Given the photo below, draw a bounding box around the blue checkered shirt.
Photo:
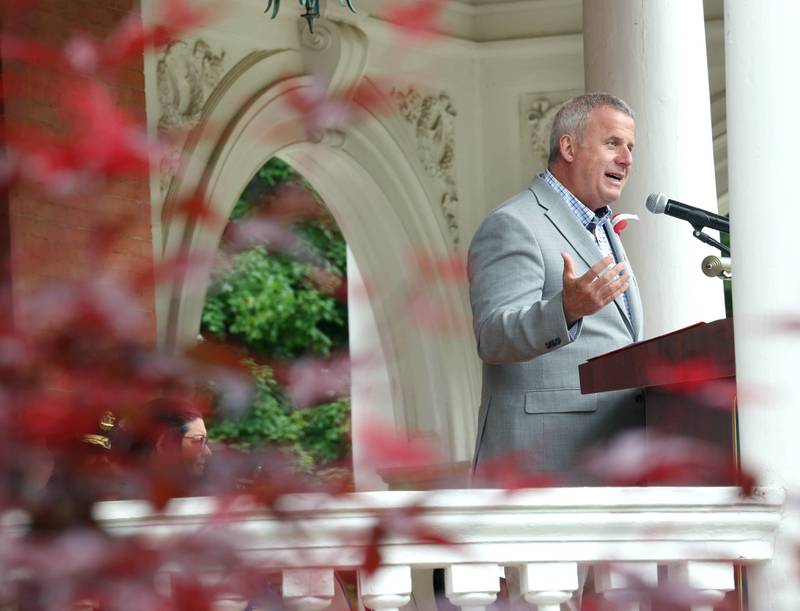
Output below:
[541,170,631,323]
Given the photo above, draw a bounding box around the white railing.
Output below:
[92,486,784,611]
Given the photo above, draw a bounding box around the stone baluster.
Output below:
[444,563,501,611]
[666,561,734,611]
[520,562,579,611]
[359,565,412,611]
[282,568,336,611]
[595,562,658,611]
[213,595,249,611]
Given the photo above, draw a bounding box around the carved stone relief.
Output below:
[520,90,580,174]
[157,39,226,194]
[391,87,460,248]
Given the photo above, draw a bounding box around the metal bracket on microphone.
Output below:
[701,255,731,279]
[691,225,730,256]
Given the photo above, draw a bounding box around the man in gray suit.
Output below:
[469,93,644,482]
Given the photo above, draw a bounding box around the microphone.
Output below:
[645,193,729,232]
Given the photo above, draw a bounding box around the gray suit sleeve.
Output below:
[468,208,578,364]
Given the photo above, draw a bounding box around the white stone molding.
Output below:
[156,39,227,194]
[298,18,368,96]
[445,563,500,611]
[520,91,579,172]
[391,87,460,248]
[520,562,579,611]
[93,487,783,565]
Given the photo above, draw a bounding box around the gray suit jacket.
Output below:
[468,175,645,477]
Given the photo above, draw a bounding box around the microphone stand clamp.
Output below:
[691,225,730,256]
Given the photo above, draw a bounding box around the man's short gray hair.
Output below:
[548,93,634,166]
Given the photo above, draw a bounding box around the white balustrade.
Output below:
[445,563,500,611]
[359,565,412,611]
[69,487,785,610]
[520,562,579,611]
[666,561,735,611]
[283,568,337,611]
[595,562,658,611]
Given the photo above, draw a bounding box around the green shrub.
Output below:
[202,157,351,473]
[202,246,346,358]
[208,363,351,471]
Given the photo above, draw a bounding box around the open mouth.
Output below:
[605,172,624,184]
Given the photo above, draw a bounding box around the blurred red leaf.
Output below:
[271,351,350,409]
[383,0,446,40]
[261,184,327,223]
[134,251,213,293]
[170,194,222,225]
[222,217,299,254]
[580,430,736,487]
[362,523,384,575]
[0,34,63,66]
[355,418,441,470]
[412,252,467,283]
[470,450,562,490]
[7,81,160,195]
[4,1,221,76]
[284,78,391,135]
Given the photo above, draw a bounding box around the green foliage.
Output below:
[230,157,314,222]
[208,363,351,470]
[202,156,351,473]
[202,246,346,358]
[296,221,347,275]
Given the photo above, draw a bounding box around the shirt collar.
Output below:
[540,170,613,232]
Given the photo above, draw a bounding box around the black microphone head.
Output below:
[646,193,668,214]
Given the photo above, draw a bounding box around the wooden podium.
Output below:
[579,318,740,483]
[580,318,745,609]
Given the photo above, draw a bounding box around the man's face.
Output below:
[562,106,635,211]
[181,417,211,477]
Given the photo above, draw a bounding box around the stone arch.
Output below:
[157,49,478,465]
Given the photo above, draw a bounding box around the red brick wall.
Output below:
[2,0,156,344]
[1,46,10,316]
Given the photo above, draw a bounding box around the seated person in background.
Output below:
[138,397,213,479]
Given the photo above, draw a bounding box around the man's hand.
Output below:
[561,253,629,326]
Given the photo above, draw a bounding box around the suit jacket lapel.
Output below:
[530,178,602,270]
[531,176,642,341]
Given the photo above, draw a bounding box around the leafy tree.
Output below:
[202,158,351,470]
[208,363,350,471]
[202,246,346,358]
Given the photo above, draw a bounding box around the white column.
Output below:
[347,247,396,491]
[725,2,800,610]
[583,0,725,337]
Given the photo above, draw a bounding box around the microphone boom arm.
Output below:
[691,225,730,256]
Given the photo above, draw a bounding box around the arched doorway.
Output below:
[156,53,479,482]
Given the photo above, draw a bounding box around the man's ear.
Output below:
[559,134,576,163]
